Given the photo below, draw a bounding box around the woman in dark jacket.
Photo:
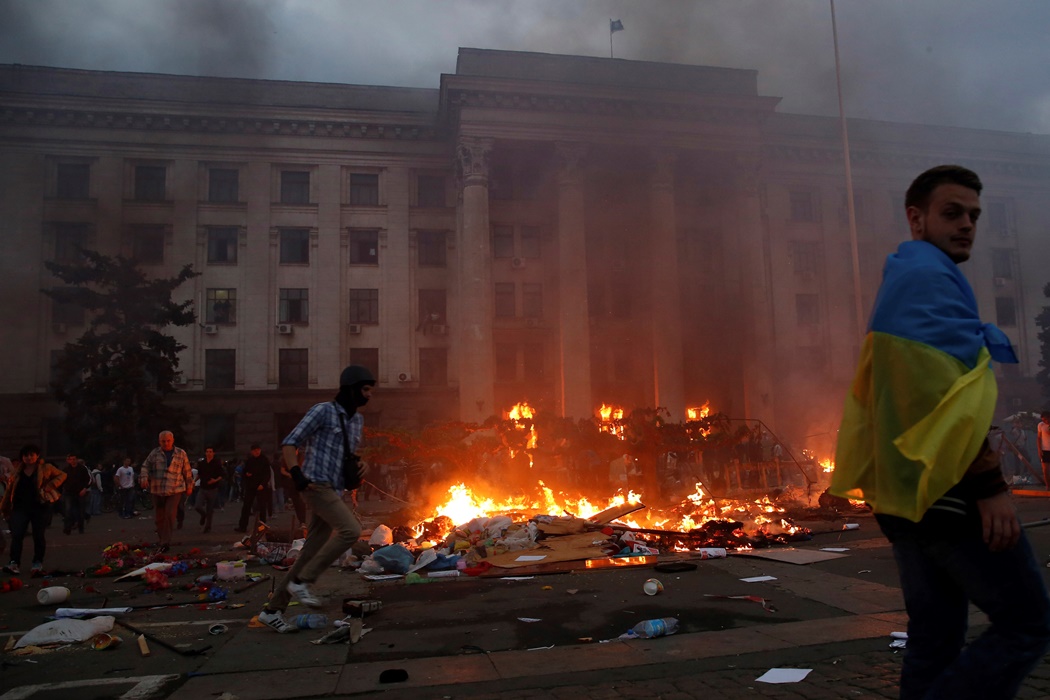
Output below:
[0,444,66,575]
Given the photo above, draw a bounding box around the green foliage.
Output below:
[1038,282,1050,405]
[44,250,199,461]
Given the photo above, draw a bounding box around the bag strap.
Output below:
[334,401,354,467]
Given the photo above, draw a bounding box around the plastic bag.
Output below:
[372,544,414,574]
[16,616,115,648]
[369,524,393,546]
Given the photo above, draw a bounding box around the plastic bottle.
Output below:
[294,613,328,630]
[631,617,679,639]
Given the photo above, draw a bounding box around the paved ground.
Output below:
[1,492,1049,699]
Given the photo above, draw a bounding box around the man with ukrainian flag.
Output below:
[831,165,1050,699]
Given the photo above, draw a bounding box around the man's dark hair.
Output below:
[20,444,41,459]
[905,165,982,212]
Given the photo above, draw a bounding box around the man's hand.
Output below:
[977,492,1020,552]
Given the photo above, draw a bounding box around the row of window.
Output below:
[50,162,449,208]
[202,347,447,389]
[788,188,1016,235]
[792,292,1019,328]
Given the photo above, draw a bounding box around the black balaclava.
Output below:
[335,381,373,414]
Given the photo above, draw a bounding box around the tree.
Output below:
[44,250,199,461]
[1037,282,1050,406]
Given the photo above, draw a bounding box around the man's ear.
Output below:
[905,205,923,240]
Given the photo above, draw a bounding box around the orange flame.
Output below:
[597,404,625,439]
[820,458,834,473]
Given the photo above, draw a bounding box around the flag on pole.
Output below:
[610,19,624,33]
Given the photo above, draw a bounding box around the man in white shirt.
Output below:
[114,458,137,519]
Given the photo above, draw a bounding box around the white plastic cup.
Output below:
[37,586,71,605]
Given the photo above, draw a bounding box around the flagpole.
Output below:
[831,0,865,338]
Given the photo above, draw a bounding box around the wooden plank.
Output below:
[587,502,647,525]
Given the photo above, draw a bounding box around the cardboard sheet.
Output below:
[485,532,610,568]
[735,548,848,565]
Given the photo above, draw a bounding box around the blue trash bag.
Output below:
[371,544,415,574]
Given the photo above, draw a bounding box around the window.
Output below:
[56,163,90,199]
[205,288,237,324]
[349,348,379,379]
[53,223,89,263]
[349,173,379,206]
[789,189,816,222]
[279,349,309,388]
[495,344,517,382]
[280,170,310,205]
[349,288,379,324]
[349,229,379,265]
[796,293,821,326]
[419,347,448,386]
[205,349,236,389]
[209,168,239,203]
[279,228,310,264]
[51,287,84,327]
[522,283,543,318]
[520,226,541,258]
[134,165,166,201]
[418,231,447,267]
[418,289,447,328]
[523,343,545,380]
[202,414,236,452]
[996,297,1017,327]
[132,225,165,264]
[492,225,515,258]
[992,249,1014,279]
[207,227,238,264]
[279,288,309,324]
[790,241,822,278]
[417,175,445,207]
[495,283,516,317]
[986,201,1010,235]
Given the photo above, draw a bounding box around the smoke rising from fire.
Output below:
[1,0,1048,134]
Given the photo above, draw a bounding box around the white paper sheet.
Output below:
[740,575,777,583]
[756,668,812,684]
[820,547,850,552]
[514,555,547,562]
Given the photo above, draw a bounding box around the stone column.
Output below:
[734,152,775,420]
[555,142,593,420]
[455,137,496,423]
[650,150,686,421]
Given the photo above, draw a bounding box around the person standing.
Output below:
[61,453,90,535]
[236,444,272,533]
[1038,411,1050,487]
[1,445,65,575]
[87,463,103,516]
[195,447,225,533]
[275,450,307,533]
[830,165,1050,699]
[140,431,193,552]
[257,365,374,633]
[114,457,136,519]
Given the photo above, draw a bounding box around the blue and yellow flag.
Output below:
[830,241,1017,522]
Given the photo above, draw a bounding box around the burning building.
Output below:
[0,48,1047,457]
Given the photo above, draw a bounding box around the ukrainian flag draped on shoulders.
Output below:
[830,240,1018,522]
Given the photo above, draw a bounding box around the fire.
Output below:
[597,404,625,438]
[687,402,713,437]
[506,402,538,458]
[820,458,834,473]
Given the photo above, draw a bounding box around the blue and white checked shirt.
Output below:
[281,401,363,490]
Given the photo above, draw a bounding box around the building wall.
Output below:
[2,53,1049,461]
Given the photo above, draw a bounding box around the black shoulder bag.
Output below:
[337,404,362,491]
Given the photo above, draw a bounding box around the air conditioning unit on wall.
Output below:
[993,277,1008,287]
[202,324,218,335]
[397,372,413,383]
[348,324,362,334]
[277,323,294,334]
[511,257,526,269]
[52,323,67,334]
[431,324,448,335]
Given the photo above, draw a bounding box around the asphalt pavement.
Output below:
[1,493,1050,699]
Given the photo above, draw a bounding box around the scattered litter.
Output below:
[820,547,850,552]
[890,631,908,648]
[740,575,777,583]
[137,634,150,657]
[208,624,228,636]
[541,585,553,590]
[857,569,872,574]
[91,633,122,650]
[517,617,542,623]
[756,668,812,684]
[842,523,860,531]
[500,576,535,581]
[515,555,547,562]
[362,574,402,581]
[55,607,133,619]
[704,594,777,613]
[566,588,579,595]
[643,578,663,596]
[36,586,70,605]
[527,644,555,650]
[620,617,678,639]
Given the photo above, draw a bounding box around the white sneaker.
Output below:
[258,609,296,634]
[287,580,321,608]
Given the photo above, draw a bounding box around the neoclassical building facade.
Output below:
[2,49,1048,458]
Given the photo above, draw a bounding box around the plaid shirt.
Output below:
[140,447,194,496]
[281,401,362,490]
